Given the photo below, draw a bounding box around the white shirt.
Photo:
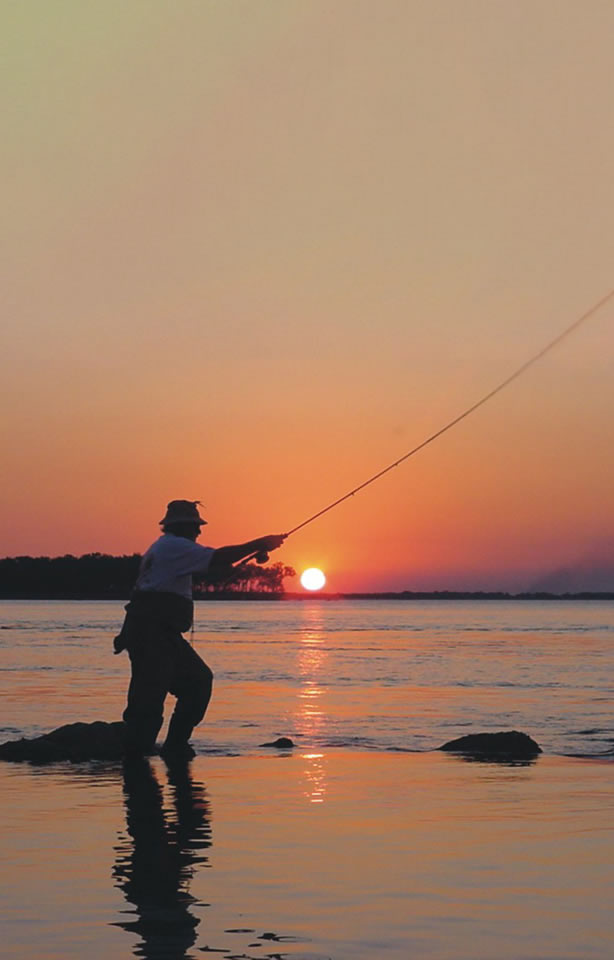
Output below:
[136,534,215,599]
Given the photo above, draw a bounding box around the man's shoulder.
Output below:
[157,534,214,558]
[143,535,166,554]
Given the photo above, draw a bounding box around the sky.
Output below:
[2,1,613,592]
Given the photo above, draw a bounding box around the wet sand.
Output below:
[2,748,613,960]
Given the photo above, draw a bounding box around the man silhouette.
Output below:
[115,500,285,760]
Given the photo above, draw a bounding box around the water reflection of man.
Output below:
[112,757,212,960]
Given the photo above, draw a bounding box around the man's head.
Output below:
[160,500,207,541]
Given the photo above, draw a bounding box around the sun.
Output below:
[300,567,326,591]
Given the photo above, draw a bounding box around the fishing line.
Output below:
[284,287,614,538]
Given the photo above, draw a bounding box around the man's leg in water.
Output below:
[123,636,175,755]
[163,640,214,756]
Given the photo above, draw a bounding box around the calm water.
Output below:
[1,598,613,756]
[1,600,614,960]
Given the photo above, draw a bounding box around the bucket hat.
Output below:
[160,500,207,526]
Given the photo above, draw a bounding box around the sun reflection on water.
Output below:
[296,605,329,804]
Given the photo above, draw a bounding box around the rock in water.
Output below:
[260,737,294,749]
[0,721,126,763]
[438,730,541,760]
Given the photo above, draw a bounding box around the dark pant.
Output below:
[123,632,213,754]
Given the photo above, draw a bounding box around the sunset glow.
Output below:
[2,8,614,958]
[2,4,613,593]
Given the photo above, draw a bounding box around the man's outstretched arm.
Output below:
[207,534,286,578]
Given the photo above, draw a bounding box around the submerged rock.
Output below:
[260,737,294,749]
[438,730,541,760]
[0,720,126,763]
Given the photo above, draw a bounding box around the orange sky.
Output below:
[3,2,613,591]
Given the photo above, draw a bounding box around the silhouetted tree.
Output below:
[195,561,295,595]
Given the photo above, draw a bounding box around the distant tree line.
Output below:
[0,554,296,599]
[299,590,614,601]
[4,557,607,601]
[0,554,141,599]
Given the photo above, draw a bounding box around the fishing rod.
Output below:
[246,286,614,562]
